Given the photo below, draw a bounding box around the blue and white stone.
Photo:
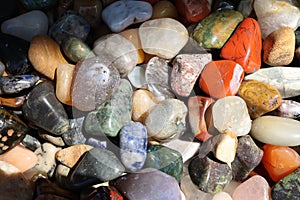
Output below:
[102,0,152,32]
[120,122,148,172]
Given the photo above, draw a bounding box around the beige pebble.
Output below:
[214,132,238,164]
[56,63,75,106]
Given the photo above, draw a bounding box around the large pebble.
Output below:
[250,116,300,146]
[102,0,152,32]
[139,18,189,59]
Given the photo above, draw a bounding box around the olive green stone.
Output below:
[192,9,243,49]
[143,144,183,182]
[271,167,300,200]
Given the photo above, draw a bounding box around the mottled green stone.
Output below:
[188,154,232,193]
[192,9,243,49]
[84,79,132,137]
[271,167,300,200]
[62,36,95,63]
[143,144,183,182]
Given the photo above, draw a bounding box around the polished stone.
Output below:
[270,100,300,119]
[19,0,57,10]
[214,132,238,164]
[0,74,39,95]
[176,0,211,23]
[127,65,147,89]
[151,0,178,19]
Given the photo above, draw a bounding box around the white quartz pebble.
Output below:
[212,192,233,200]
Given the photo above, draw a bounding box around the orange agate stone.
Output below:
[262,144,300,182]
[220,18,262,73]
[199,60,244,99]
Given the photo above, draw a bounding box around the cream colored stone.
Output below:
[214,132,238,164]
[212,192,233,200]
[56,63,75,106]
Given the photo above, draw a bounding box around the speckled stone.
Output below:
[38,132,65,147]
[62,117,86,146]
[0,74,39,95]
[119,122,147,172]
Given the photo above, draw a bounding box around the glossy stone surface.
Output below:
[271,167,300,200]
[55,63,74,106]
[127,65,146,89]
[73,0,102,28]
[102,0,152,32]
[70,148,125,188]
[262,144,300,182]
[0,96,26,108]
[214,132,238,164]
[62,117,86,146]
[22,82,69,135]
[237,0,254,17]
[120,122,147,172]
[145,98,187,141]
[251,116,300,146]
[270,100,300,119]
[1,10,48,42]
[28,34,68,80]
[144,144,183,182]
[176,0,211,23]
[151,0,178,19]
[232,135,263,181]
[199,60,244,99]
[0,33,33,75]
[62,36,95,63]
[0,74,39,95]
[19,0,57,10]
[238,80,282,119]
[93,33,138,77]
[171,53,212,96]
[263,27,295,66]
[84,79,132,137]
[192,9,243,49]
[232,175,271,200]
[139,18,189,59]
[110,168,181,200]
[71,56,120,111]
[221,17,262,73]
[49,11,90,45]
[85,186,123,200]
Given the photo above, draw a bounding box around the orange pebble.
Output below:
[262,144,300,182]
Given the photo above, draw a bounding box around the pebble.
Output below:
[110,168,182,200]
[270,100,300,119]
[263,27,295,66]
[139,18,189,59]
[176,0,211,23]
[151,0,178,19]
[214,132,238,164]
[0,74,39,95]
[127,65,147,89]
[1,10,48,42]
[19,0,57,10]
[84,186,123,200]
[212,192,233,200]
[102,0,153,32]
[250,116,300,146]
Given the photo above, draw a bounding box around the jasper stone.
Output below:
[144,144,183,182]
[192,9,243,49]
[71,56,120,111]
[271,167,300,200]
[199,60,244,99]
[263,27,295,66]
[251,116,300,146]
[0,33,33,75]
[145,98,187,141]
[110,168,181,200]
[70,148,125,188]
[171,53,212,97]
[188,154,232,193]
[102,0,152,32]
[176,0,211,23]
[0,107,28,154]
[1,10,48,42]
[238,79,282,119]
[139,18,189,59]
[232,135,263,181]
[221,17,262,73]
[22,82,69,135]
[84,79,132,137]
[119,122,147,172]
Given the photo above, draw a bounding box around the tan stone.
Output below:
[263,27,295,66]
[56,63,75,106]
[214,132,238,164]
[28,34,68,80]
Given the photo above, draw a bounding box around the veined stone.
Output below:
[139,18,189,59]
[1,10,48,42]
[244,67,300,98]
[251,116,300,146]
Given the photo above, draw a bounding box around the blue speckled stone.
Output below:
[102,0,152,32]
[120,122,147,172]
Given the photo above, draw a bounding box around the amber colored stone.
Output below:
[188,96,214,141]
[238,79,282,119]
[199,60,244,99]
[119,29,145,64]
[151,0,178,19]
[0,95,25,108]
[28,34,68,80]
[0,144,37,172]
[221,17,262,73]
[262,144,300,182]
[176,0,211,23]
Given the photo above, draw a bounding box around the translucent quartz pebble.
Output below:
[102,0,152,32]
[244,66,300,98]
[1,10,48,42]
[251,116,300,146]
[139,18,189,59]
[127,65,147,89]
[210,96,252,137]
[93,33,138,77]
[254,0,300,39]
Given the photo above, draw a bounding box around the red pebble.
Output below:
[176,0,211,23]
